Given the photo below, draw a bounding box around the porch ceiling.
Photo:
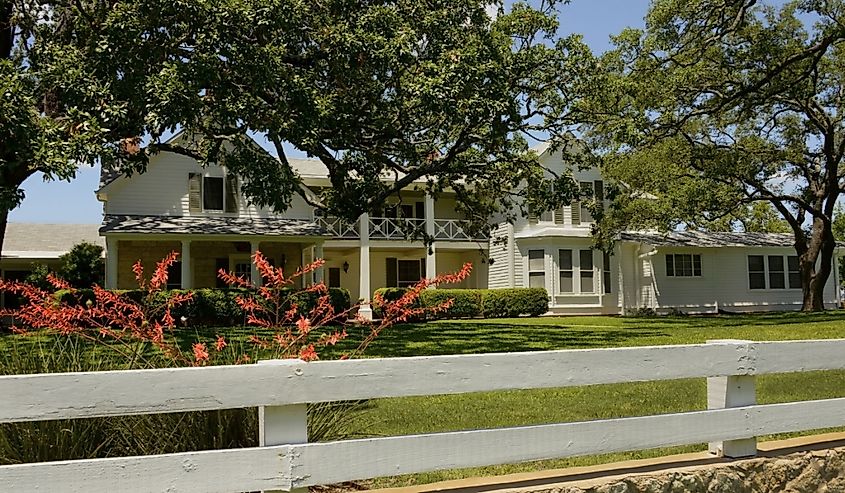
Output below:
[100,215,330,238]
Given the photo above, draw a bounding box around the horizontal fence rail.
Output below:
[2,339,845,492]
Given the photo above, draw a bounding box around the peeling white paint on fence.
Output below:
[1,339,845,492]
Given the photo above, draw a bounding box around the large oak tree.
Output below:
[2,0,587,254]
[143,0,589,239]
[582,0,845,310]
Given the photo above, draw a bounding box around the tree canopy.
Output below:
[146,0,589,238]
[1,0,227,251]
[581,0,845,310]
[1,0,589,249]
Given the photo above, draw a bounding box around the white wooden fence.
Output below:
[1,339,845,492]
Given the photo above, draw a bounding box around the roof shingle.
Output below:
[100,215,329,237]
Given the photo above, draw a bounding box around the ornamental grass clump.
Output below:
[0,250,471,464]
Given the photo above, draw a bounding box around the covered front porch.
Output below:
[100,215,330,290]
[321,243,489,306]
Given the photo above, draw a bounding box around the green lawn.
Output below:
[323,312,845,488]
[4,312,845,487]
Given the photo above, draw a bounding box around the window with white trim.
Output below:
[203,176,224,211]
[768,255,785,289]
[666,254,702,277]
[233,260,251,282]
[748,255,766,289]
[557,249,596,294]
[385,257,424,287]
[558,249,573,293]
[188,171,239,214]
[787,256,801,289]
[580,249,595,293]
[749,255,801,290]
[528,250,545,288]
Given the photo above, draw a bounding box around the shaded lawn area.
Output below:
[3,312,845,487]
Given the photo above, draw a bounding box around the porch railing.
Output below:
[317,217,359,239]
[317,217,487,241]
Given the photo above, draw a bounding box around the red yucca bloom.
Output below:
[0,251,196,366]
[0,248,472,367]
[221,250,472,361]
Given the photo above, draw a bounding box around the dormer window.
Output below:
[188,172,239,214]
[203,177,224,211]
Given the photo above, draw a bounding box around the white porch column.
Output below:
[314,242,324,284]
[105,237,118,289]
[180,240,192,289]
[424,193,436,283]
[358,213,373,321]
[251,240,262,287]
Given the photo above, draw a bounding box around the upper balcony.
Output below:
[317,216,488,241]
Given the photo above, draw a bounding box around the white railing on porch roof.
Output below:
[3,338,845,492]
[317,216,487,241]
[317,216,360,239]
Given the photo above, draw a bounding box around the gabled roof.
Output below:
[100,215,329,237]
[3,223,104,260]
[619,230,815,248]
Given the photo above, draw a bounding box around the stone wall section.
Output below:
[517,447,845,493]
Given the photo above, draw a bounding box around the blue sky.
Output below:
[10,0,651,225]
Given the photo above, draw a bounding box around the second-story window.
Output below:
[203,177,224,211]
[188,172,239,214]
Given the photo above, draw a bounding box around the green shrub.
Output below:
[54,289,96,306]
[374,287,548,320]
[420,289,482,319]
[481,288,549,318]
[58,241,104,288]
[372,287,417,317]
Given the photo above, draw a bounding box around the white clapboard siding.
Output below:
[1,343,759,423]
[4,397,844,493]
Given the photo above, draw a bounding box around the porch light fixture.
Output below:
[343,261,349,273]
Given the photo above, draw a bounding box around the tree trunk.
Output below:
[799,218,836,312]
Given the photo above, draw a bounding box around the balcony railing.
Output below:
[317,217,487,241]
[434,219,485,241]
[317,217,359,239]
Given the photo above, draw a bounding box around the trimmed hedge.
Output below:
[481,288,549,318]
[372,287,548,320]
[420,289,483,319]
[54,287,352,327]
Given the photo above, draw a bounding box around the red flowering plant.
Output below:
[0,252,194,367]
[210,250,473,364]
[0,249,472,367]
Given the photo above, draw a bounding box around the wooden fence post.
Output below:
[259,359,308,493]
[707,339,757,458]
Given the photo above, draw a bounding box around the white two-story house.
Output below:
[96,134,489,319]
[95,134,842,317]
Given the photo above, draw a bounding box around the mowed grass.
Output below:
[3,311,845,487]
[317,312,845,487]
